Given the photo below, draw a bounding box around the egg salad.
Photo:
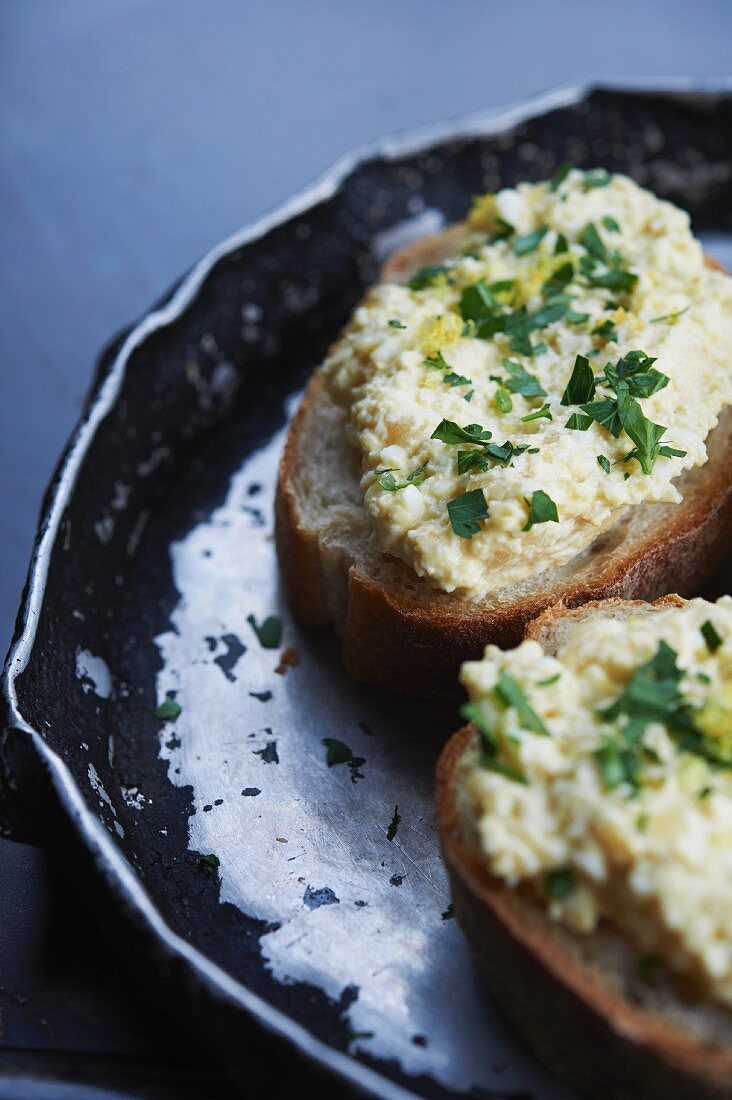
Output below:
[457,597,732,1006]
[322,169,732,598]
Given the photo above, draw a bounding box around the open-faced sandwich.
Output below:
[436,594,732,1100]
[276,169,732,695]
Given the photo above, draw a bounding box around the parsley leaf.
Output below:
[545,869,577,900]
[616,384,666,475]
[541,261,574,297]
[701,620,723,653]
[431,420,492,445]
[560,354,596,405]
[565,412,593,431]
[447,488,489,539]
[602,215,621,232]
[494,671,550,736]
[521,402,552,423]
[580,397,623,437]
[514,225,548,256]
[407,264,452,290]
[651,306,689,325]
[502,358,547,398]
[388,319,406,329]
[523,489,559,531]
[495,384,513,413]
[597,455,611,473]
[322,738,357,768]
[377,462,428,491]
[247,613,283,649]
[550,162,572,190]
[582,169,612,190]
[155,698,182,721]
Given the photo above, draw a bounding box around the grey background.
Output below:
[2,0,732,652]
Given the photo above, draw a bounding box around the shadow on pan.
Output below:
[2,83,731,1099]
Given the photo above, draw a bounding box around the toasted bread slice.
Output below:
[275,236,732,697]
[436,596,732,1100]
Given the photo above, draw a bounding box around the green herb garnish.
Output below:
[447,488,489,539]
[322,738,354,767]
[502,358,547,398]
[386,805,401,842]
[247,613,283,649]
[597,455,611,473]
[565,412,593,431]
[198,853,220,877]
[494,670,550,736]
[377,462,428,491]
[561,354,596,406]
[523,489,559,531]
[514,225,548,256]
[495,384,513,413]
[521,402,552,423]
[388,319,406,329]
[701,620,723,653]
[407,264,452,290]
[155,698,182,721]
[545,869,577,900]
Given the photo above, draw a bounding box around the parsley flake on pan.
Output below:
[247,613,283,649]
[154,698,182,721]
[523,490,559,531]
[447,488,489,539]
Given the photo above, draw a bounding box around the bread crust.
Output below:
[275,244,732,696]
[436,599,732,1100]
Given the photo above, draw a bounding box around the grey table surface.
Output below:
[1,1,731,1097]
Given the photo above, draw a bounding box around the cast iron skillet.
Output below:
[2,82,731,1098]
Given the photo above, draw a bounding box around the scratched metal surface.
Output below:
[3,85,731,1098]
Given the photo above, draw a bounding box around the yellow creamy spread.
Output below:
[458,597,732,1006]
[322,170,732,597]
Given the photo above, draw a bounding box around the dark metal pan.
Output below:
[3,82,731,1099]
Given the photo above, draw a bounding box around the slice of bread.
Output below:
[275,235,732,697]
[436,596,732,1100]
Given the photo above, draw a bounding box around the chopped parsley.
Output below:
[565,412,593,431]
[198,853,220,877]
[651,306,689,325]
[154,698,182,721]
[501,358,547,398]
[495,384,513,413]
[537,672,561,686]
[386,805,401,842]
[560,354,596,406]
[432,420,492,445]
[549,162,572,191]
[541,261,574,297]
[495,670,550,736]
[247,613,283,649]
[447,488,489,539]
[578,221,637,293]
[582,169,612,190]
[554,232,569,255]
[514,225,548,256]
[602,215,621,232]
[322,738,354,767]
[592,318,618,343]
[521,402,552,423]
[701,620,723,653]
[377,462,427,491]
[461,701,529,784]
[545,869,577,900]
[388,319,406,329]
[407,264,452,290]
[523,489,559,531]
[597,455,611,473]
